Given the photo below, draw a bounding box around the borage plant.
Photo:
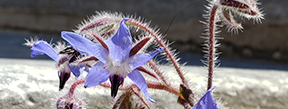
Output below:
[25,0,263,108]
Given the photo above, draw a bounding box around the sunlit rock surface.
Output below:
[0,58,287,108]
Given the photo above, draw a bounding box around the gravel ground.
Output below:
[0,58,288,109]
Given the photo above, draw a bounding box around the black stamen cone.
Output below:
[59,79,65,91]
[58,72,71,91]
[111,75,121,98]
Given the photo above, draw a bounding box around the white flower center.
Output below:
[104,56,132,78]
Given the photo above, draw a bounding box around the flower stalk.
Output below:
[68,79,85,98]
[207,5,218,91]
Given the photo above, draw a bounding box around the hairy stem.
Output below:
[137,66,160,80]
[207,5,218,91]
[99,79,196,106]
[147,60,169,85]
[131,87,151,109]
[146,81,180,97]
[100,81,179,96]
[68,79,85,98]
[127,20,189,88]
[79,18,109,32]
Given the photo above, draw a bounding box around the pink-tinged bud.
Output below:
[56,96,83,109]
[219,0,263,20]
[219,9,243,32]
[220,0,250,9]
[58,71,71,90]
[56,79,85,109]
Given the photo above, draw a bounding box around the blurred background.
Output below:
[0,0,288,70]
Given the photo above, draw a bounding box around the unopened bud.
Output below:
[56,95,83,109]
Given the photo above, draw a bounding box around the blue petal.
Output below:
[31,41,59,61]
[61,31,109,63]
[68,64,87,79]
[128,69,155,103]
[192,87,218,109]
[105,19,132,63]
[31,50,44,57]
[84,62,109,88]
[129,47,163,70]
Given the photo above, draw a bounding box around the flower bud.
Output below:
[56,96,83,109]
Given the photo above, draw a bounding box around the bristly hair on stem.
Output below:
[202,0,264,90]
[202,4,221,91]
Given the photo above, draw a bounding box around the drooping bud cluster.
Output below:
[56,96,83,109]
[56,79,85,109]
[205,0,264,33]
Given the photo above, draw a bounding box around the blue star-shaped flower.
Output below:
[28,40,88,90]
[61,18,163,103]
